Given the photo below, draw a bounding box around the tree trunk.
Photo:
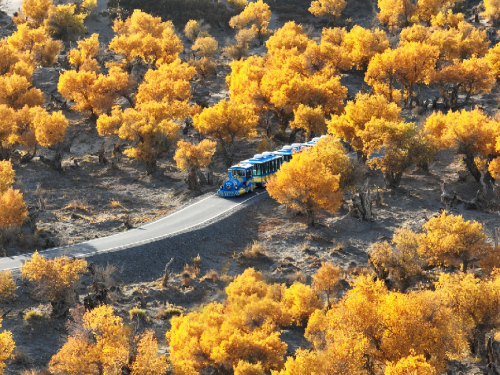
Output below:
[187,167,199,190]
[463,153,481,182]
[383,171,403,188]
[350,179,374,221]
[197,170,208,186]
[356,151,367,163]
[306,209,315,227]
[98,141,107,164]
[288,128,300,143]
[145,159,157,175]
[20,146,37,164]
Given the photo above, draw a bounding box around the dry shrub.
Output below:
[23,310,50,320]
[0,271,16,301]
[12,348,29,365]
[91,263,118,290]
[239,240,267,260]
[202,269,219,282]
[190,57,217,79]
[155,304,184,319]
[181,270,191,287]
[129,307,147,320]
[222,43,249,61]
[64,200,89,212]
[287,271,307,284]
[109,199,123,209]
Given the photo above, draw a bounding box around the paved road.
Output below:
[0,191,266,271]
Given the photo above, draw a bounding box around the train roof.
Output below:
[230,163,253,169]
[247,153,281,164]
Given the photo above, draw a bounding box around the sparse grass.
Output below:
[23,310,50,320]
[202,269,219,282]
[110,199,123,209]
[129,308,147,320]
[238,240,267,260]
[287,271,307,284]
[21,370,52,375]
[300,242,310,252]
[155,305,184,319]
[64,200,90,212]
[183,264,199,278]
[192,254,202,269]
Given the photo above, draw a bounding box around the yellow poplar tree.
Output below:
[487,42,500,80]
[482,0,500,24]
[328,92,402,160]
[267,151,343,226]
[229,0,272,45]
[174,139,217,190]
[308,135,355,189]
[0,160,27,228]
[312,262,342,306]
[385,354,436,375]
[193,100,258,166]
[0,317,14,375]
[58,66,131,119]
[21,252,87,314]
[342,26,390,70]
[0,74,45,110]
[423,108,500,181]
[97,60,196,173]
[110,9,183,66]
[7,24,61,67]
[309,0,347,23]
[433,56,495,108]
[366,42,439,106]
[418,212,492,272]
[436,272,500,355]
[50,305,168,374]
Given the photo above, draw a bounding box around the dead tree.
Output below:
[350,179,374,221]
[162,257,175,288]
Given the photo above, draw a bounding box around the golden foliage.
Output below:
[21,252,87,302]
[0,271,16,301]
[385,354,436,375]
[282,282,323,326]
[68,33,101,72]
[313,262,341,306]
[167,269,290,374]
[423,108,500,180]
[306,276,467,373]
[192,36,218,59]
[418,212,492,272]
[436,272,500,349]
[184,19,201,41]
[50,305,168,375]
[0,161,14,193]
[308,135,355,189]
[343,26,390,70]
[0,161,27,227]
[433,56,495,107]
[0,40,35,81]
[44,3,87,40]
[227,0,248,12]
[328,93,401,154]
[487,42,500,80]
[13,0,52,28]
[58,66,131,117]
[0,74,45,110]
[174,139,217,171]
[234,360,265,375]
[289,105,326,135]
[377,0,416,27]
[266,151,343,226]
[0,317,15,375]
[482,0,500,23]
[193,100,258,165]
[309,0,347,21]
[366,42,439,103]
[110,9,183,66]
[369,227,423,289]
[229,0,271,45]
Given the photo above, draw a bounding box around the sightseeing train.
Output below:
[217,137,324,197]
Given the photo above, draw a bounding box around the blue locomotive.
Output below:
[217,137,323,197]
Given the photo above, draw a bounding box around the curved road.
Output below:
[0,191,266,271]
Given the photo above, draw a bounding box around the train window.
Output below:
[253,164,261,176]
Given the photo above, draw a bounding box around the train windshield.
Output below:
[231,169,245,177]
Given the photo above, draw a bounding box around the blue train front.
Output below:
[217,163,256,197]
[217,138,324,198]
